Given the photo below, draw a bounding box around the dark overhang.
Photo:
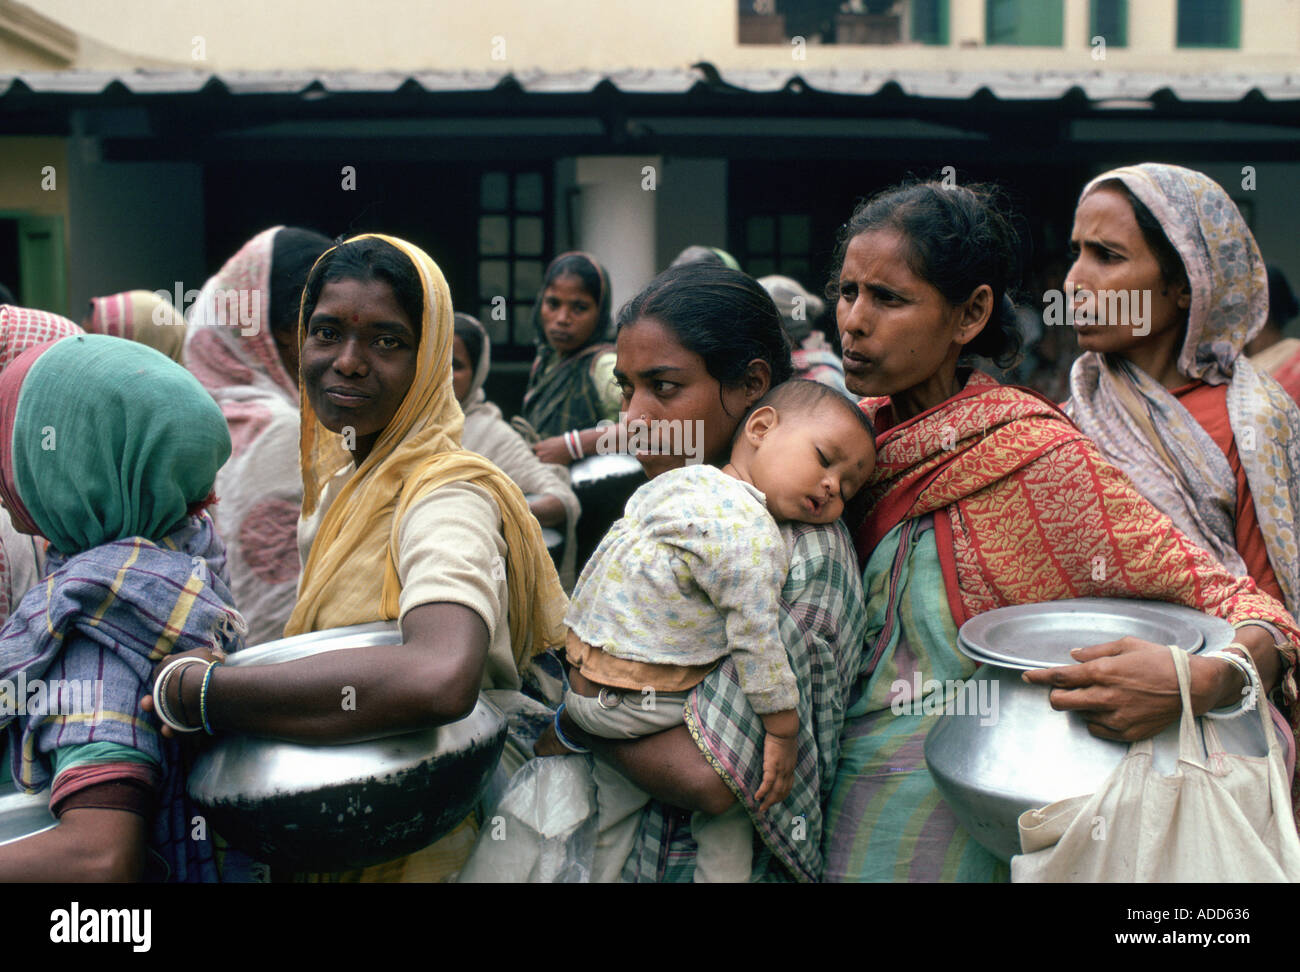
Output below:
[1,65,1296,163]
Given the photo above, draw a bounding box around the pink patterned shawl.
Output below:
[85,290,187,363]
[184,228,304,645]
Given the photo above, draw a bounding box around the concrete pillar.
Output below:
[574,155,661,315]
[1142,0,1178,52]
[1064,0,1090,52]
[952,0,986,46]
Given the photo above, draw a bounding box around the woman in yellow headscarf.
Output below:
[148,234,567,882]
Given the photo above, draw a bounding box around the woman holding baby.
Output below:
[821,176,1300,882]
[535,262,868,882]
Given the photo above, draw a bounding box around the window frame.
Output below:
[911,0,949,45]
[1175,0,1241,49]
[740,211,814,283]
[985,0,1065,47]
[475,169,551,360]
[1090,0,1128,48]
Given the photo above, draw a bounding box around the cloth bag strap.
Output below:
[1173,644,1202,763]
[1127,645,1200,761]
[1197,647,1279,764]
[1139,646,1279,766]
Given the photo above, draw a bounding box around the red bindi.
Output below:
[351,314,359,323]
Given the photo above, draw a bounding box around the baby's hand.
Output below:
[754,731,796,813]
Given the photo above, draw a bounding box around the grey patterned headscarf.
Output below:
[1066,163,1300,617]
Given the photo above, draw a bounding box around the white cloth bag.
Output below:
[458,755,597,883]
[1012,645,1300,882]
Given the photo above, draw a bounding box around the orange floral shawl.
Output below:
[857,371,1300,812]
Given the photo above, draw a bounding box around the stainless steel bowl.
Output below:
[924,599,1264,861]
[956,598,1208,669]
[187,622,507,872]
[0,789,55,847]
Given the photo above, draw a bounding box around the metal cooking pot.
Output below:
[187,621,507,872]
[0,789,55,847]
[924,599,1268,862]
[568,452,645,492]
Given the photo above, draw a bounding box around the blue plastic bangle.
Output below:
[553,703,590,754]
[200,660,222,736]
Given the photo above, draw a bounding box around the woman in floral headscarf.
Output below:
[1064,163,1300,623]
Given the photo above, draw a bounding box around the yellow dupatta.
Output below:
[284,234,566,670]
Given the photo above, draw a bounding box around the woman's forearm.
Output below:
[180,603,489,744]
[577,425,609,456]
[536,425,618,466]
[529,494,567,527]
[0,807,146,882]
[1223,623,1282,699]
[1179,624,1279,716]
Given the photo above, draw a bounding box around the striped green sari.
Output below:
[822,514,1007,882]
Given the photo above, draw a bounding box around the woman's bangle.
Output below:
[175,664,197,728]
[1232,619,1286,646]
[1203,643,1262,721]
[563,430,584,461]
[153,657,208,733]
[553,703,590,754]
[200,660,222,735]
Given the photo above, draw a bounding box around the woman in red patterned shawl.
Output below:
[822,180,1300,882]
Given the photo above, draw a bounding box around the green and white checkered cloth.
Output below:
[620,520,867,882]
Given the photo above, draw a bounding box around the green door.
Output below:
[15,214,67,316]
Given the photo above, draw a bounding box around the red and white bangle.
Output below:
[563,429,584,461]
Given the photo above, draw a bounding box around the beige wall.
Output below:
[0,137,68,216]
[29,0,1300,73]
[0,137,69,311]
